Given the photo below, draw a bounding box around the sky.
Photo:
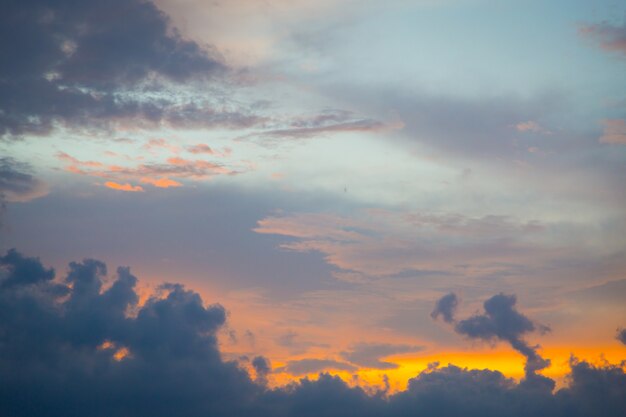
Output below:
[1,0,625,415]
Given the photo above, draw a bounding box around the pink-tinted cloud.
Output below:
[599,119,626,145]
[142,138,181,154]
[57,152,239,190]
[187,144,233,157]
[579,22,626,55]
[140,177,183,188]
[104,182,144,192]
[514,121,549,134]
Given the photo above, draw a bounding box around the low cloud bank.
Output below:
[1,249,625,417]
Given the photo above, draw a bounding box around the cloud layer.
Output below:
[1,249,625,417]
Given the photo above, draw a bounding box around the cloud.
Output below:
[433,293,552,381]
[618,328,626,346]
[340,343,424,370]
[0,249,257,417]
[254,210,554,280]
[139,177,182,188]
[1,249,626,416]
[431,292,458,324]
[186,144,232,157]
[579,22,626,56]
[599,119,626,145]
[515,120,550,134]
[0,158,48,202]
[252,355,272,384]
[279,358,358,375]
[104,181,144,192]
[58,152,239,189]
[0,0,272,137]
[276,330,329,354]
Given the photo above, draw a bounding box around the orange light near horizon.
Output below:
[263,345,626,392]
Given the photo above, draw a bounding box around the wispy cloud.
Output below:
[579,21,626,56]
[599,119,626,145]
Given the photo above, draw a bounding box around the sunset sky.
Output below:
[1,0,625,416]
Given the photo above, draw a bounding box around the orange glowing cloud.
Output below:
[104,181,144,192]
[140,177,182,188]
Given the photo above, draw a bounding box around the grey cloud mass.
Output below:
[1,249,625,417]
[0,0,269,137]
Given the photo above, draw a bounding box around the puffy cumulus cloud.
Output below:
[340,343,424,370]
[0,157,48,203]
[579,21,626,56]
[432,293,552,383]
[0,0,267,137]
[0,248,257,417]
[1,249,626,417]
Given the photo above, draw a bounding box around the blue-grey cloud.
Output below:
[617,328,626,346]
[1,249,625,417]
[431,292,458,324]
[0,0,266,137]
[252,355,271,384]
[433,292,552,382]
[0,158,48,203]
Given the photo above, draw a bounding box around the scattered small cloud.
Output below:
[599,119,626,145]
[579,22,626,56]
[104,181,144,192]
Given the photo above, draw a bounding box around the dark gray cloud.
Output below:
[617,328,626,346]
[0,249,256,417]
[0,158,48,202]
[0,0,267,137]
[340,343,424,370]
[431,292,458,324]
[1,249,625,417]
[433,293,552,381]
[252,355,271,384]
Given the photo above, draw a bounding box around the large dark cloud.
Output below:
[432,293,552,383]
[618,328,626,346]
[1,249,625,417]
[0,0,266,137]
